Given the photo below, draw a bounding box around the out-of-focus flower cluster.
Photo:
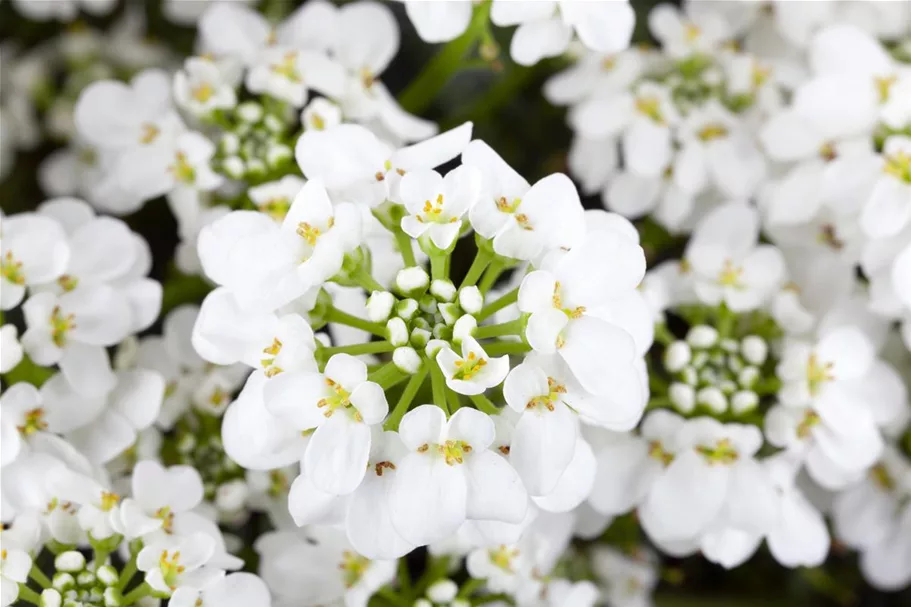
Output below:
[1,1,910,607]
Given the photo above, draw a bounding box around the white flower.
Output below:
[288,429,415,560]
[173,56,240,117]
[436,336,510,396]
[138,532,223,596]
[517,227,644,397]
[767,326,884,489]
[399,0,472,43]
[11,0,116,21]
[74,70,186,203]
[114,460,205,540]
[39,368,164,464]
[264,353,388,495]
[0,543,30,607]
[491,0,635,66]
[46,467,124,540]
[388,405,527,546]
[257,527,395,607]
[0,325,22,373]
[0,212,70,310]
[302,98,343,132]
[648,3,732,59]
[464,142,585,261]
[400,165,481,251]
[685,202,785,312]
[639,418,770,549]
[197,180,361,312]
[860,135,911,238]
[245,48,346,108]
[170,572,272,607]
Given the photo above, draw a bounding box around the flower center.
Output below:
[526,377,567,412]
[374,461,396,476]
[271,52,302,83]
[883,150,911,183]
[817,224,844,251]
[695,438,738,465]
[159,550,186,590]
[635,95,665,125]
[819,141,837,162]
[796,409,820,439]
[140,123,160,145]
[684,23,701,42]
[317,378,360,420]
[870,463,895,491]
[806,353,834,396]
[17,408,47,436]
[1,251,25,285]
[268,470,289,497]
[296,218,333,247]
[417,194,456,224]
[875,75,896,103]
[488,545,520,573]
[648,440,674,466]
[438,439,472,466]
[99,491,121,512]
[340,551,370,588]
[155,506,175,533]
[57,274,79,292]
[261,337,284,377]
[452,351,487,381]
[717,259,744,289]
[697,123,728,141]
[170,151,196,184]
[551,282,586,318]
[50,306,76,348]
[260,197,291,220]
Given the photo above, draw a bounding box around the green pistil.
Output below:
[695,439,738,465]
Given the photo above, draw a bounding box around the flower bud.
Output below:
[215,479,249,513]
[687,325,718,348]
[410,327,431,348]
[266,143,292,169]
[55,551,85,573]
[367,291,395,322]
[669,382,695,413]
[453,314,477,344]
[459,286,483,314]
[664,341,691,372]
[387,317,409,346]
[52,572,75,592]
[719,338,739,353]
[696,386,727,414]
[425,338,448,357]
[263,113,284,133]
[419,294,437,315]
[427,579,458,603]
[396,267,429,295]
[438,302,461,325]
[222,156,245,179]
[731,390,759,414]
[237,101,263,122]
[393,347,422,374]
[415,600,433,607]
[76,571,96,587]
[396,298,419,320]
[41,589,62,607]
[680,366,698,385]
[430,279,456,302]
[96,565,118,587]
[220,132,240,155]
[103,587,122,607]
[741,335,768,365]
[738,366,760,388]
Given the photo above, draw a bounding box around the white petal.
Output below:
[464,450,528,524]
[388,454,467,545]
[304,414,371,495]
[511,405,577,496]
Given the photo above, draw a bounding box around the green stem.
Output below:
[654,323,675,346]
[369,362,407,389]
[121,582,152,606]
[716,304,735,339]
[375,587,410,607]
[475,318,524,340]
[430,362,450,415]
[398,1,492,113]
[461,248,493,288]
[384,364,428,430]
[326,306,388,338]
[483,340,532,357]
[117,551,139,592]
[458,577,484,598]
[29,565,51,589]
[430,254,449,282]
[394,230,417,267]
[446,384,462,413]
[17,585,41,606]
[478,259,506,294]
[477,287,518,322]
[320,341,395,358]
[354,267,386,294]
[396,558,412,597]
[647,396,673,410]
[469,393,499,415]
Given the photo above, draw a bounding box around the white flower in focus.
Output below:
[388,405,527,546]
[436,336,510,396]
[264,353,388,495]
[113,460,206,540]
[169,572,272,607]
[400,165,481,251]
[137,532,223,596]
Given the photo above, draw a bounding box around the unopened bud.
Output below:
[410,327,431,348]
[387,317,409,346]
[731,390,759,414]
[40,589,62,607]
[430,279,456,302]
[424,338,448,357]
[393,347,422,374]
[669,382,695,413]
[215,479,249,513]
[266,143,292,168]
[396,298,418,320]
[687,325,718,348]
[427,579,459,603]
[396,267,429,294]
[55,551,85,573]
[664,341,691,372]
[697,386,727,414]
[459,286,483,314]
[738,366,760,388]
[96,565,118,587]
[237,101,263,122]
[741,335,768,365]
[438,302,461,325]
[220,132,240,155]
[367,291,395,322]
[222,156,245,179]
[453,315,477,344]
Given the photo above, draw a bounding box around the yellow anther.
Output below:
[191,83,214,103]
[1,251,25,285]
[296,222,321,246]
[515,213,534,231]
[695,438,738,465]
[57,274,78,292]
[17,408,47,436]
[697,123,728,141]
[806,353,834,396]
[635,95,665,125]
[796,409,820,439]
[883,150,911,183]
[817,224,844,251]
[601,56,617,71]
[50,306,76,348]
[488,545,520,573]
[717,259,744,289]
[438,440,472,466]
[270,52,302,83]
[263,338,282,356]
[340,551,370,588]
[100,491,120,512]
[876,75,897,103]
[648,440,674,466]
[870,463,895,491]
[155,506,175,533]
[374,461,396,477]
[452,354,487,381]
[819,142,838,162]
[170,151,196,184]
[140,123,160,145]
[310,112,325,130]
[684,23,701,42]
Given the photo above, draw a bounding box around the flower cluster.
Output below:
[2,1,911,607]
